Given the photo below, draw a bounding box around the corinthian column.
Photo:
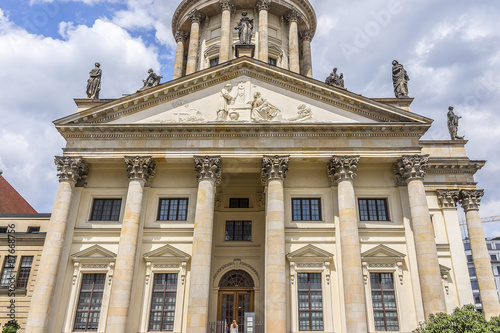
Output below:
[395,155,446,318]
[286,9,301,74]
[173,31,189,79]
[328,156,367,333]
[257,0,271,62]
[219,0,233,63]
[186,156,221,333]
[300,30,313,77]
[261,155,290,333]
[459,190,500,320]
[106,156,156,333]
[186,9,203,75]
[26,157,89,333]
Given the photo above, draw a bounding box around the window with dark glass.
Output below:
[491,255,497,261]
[27,226,40,233]
[468,267,476,277]
[210,57,219,67]
[225,221,252,241]
[229,198,250,209]
[157,199,188,221]
[268,58,277,66]
[467,255,473,262]
[90,199,122,221]
[358,199,389,221]
[297,273,324,331]
[487,243,493,250]
[0,227,7,233]
[474,294,481,304]
[497,266,500,276]
[292,199,321,221]
[16,256,33,289]
[149,273,178,332]
[370,273,399,331]
[0,256,16,287]
[464,242,471,251]
[471,280,479,290]
[74,274,105,332]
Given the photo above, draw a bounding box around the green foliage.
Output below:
[413,305,500,333]
[2,320,21,333]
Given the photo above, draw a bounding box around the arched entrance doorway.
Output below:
[217,270,255,331]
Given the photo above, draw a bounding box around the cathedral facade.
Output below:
[22,0,500,332]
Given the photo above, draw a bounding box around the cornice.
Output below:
[427,159,485,175]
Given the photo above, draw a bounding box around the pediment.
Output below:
[71,245,116,261]
[143,244,191,263]
[361,245,406,260]
[287,244,334,262]
[55,57,432,129]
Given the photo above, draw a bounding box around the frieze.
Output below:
[81,264,109,269]
[153,264,180,269]
[296,263,323,268]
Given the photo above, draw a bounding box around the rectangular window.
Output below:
[210,57,219,67]
[90,199,122,221]
[27,226,40,233]
[474,294,481,304]
[229,198,249,209]
[471,280,479,290]
[157,199,188,221]
[497,267,500,276]
[370,273,399,331]
[0,227,7,233]
[464,242,471,251]
[297,273,324,331]
[268,58,277,66]
[0,256,16,287]
[469,267,476,277]
[292,198,322,221]
[467,255,473,262]
[487,243,493,250]
[225,221,252,241]
[492,255,498,261]
[16,256,34,289]
[149,273,178,332]
[74,274,105,332]
[359,199,389,221]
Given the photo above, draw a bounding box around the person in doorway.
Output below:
[230,320,238,333]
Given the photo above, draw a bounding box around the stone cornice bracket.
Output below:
[256,0,271,11]
[175,30,189,43]
[436,189,460,208]
[327,155,360,184]
[286,8,302,22]
[194,156,222,185]
[261,155,290,184]
[55,156,89,183]
[219,0,234,12]
[124,156,156,183]
[394,154,429,185]
[459,189,484,212]
[300,29,313,41]
[187,9,203,24]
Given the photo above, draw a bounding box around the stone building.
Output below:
[23,0,500,332]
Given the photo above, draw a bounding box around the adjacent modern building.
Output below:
[14,0,500,332]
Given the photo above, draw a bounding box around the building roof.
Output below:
[0,171,37,214]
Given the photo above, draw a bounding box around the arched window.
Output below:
[219,270,254,288]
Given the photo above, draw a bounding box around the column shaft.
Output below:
[186,11,202,75]
[219,8,232,63]
[173,32,187,79]
[258,8,269,62]
[288,20,300,73]
[301,33,313,77]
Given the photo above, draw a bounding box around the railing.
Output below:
[209,321,264,333]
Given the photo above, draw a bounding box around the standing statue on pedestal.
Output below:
[392,60,410,98]
[216,84,234,121]
[86,62,102,99]
[447,106,464,140]
[235,12,254,45]
[139,68,163,91]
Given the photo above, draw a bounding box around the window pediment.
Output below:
[287,244,334,263]
[361,244,405,262]
[143,244,191,264]
[71,244,116,264]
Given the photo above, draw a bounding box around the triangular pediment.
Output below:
[71,245,116,261]
[54,57,432,130]
[287,244,334,262]
[362,245,406,260]
[143,244,191,263]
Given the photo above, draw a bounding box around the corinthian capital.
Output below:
[194,156,222,184]
[55,156,89,183]
[459,189,484,212]
[256,0,271,11]
[286,8,302,22]
[300,30,313,41]
[436,189,460,208]
[219,0,234,12]
[394,154,429,184]
[327,156,360,183]
[188,9,203,24]
[175,30,189,43]
[124,156,156,183]
[261,155,290,183]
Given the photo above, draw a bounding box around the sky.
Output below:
[0,0,499,236]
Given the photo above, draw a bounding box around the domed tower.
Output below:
[172,0,317,79]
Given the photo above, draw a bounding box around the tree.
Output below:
[413,305,500,333]
[2,320,20,333]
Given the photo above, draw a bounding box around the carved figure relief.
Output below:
[216,84,235,121]
[248,92,281,122]
[290,104,313,122]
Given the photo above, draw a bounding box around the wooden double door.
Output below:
[217,288,254,331]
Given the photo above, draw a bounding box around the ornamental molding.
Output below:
[394,154,429,185]
[286,8,302,22]
[327,155,360,184]
[194,155,222,184]
[261,155,290,184]
[213,259,260,288]
[459,189,484,212]
[361,244,405,285]
[187,9,203,23]
[124,156,156,183]
[440,264,451,295]
[219,0,234,12]
[175,30,189,43]
[436,189,460,208]
[256,0,271,11]
[55,156,89,183]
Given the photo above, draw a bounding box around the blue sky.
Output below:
[0,0,499,236]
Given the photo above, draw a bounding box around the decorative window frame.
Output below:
[286,244,334,333]
[139,245,190,333]
[361,245,406,333]
[204,44,221,69]
[63,245,116,333]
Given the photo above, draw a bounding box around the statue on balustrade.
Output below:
[86,62,102,99]
[447,106,464,140]
[392,60,410,98]
[235,11,254,45]
[139,68,163,91]
[325,68,345,88]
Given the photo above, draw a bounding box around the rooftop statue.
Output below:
[139,68,163,92]
[86,62,102,99]
[325,68,345,88]
[392,60,410,98]
[447,106,464,140]
[235,12,254,45]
